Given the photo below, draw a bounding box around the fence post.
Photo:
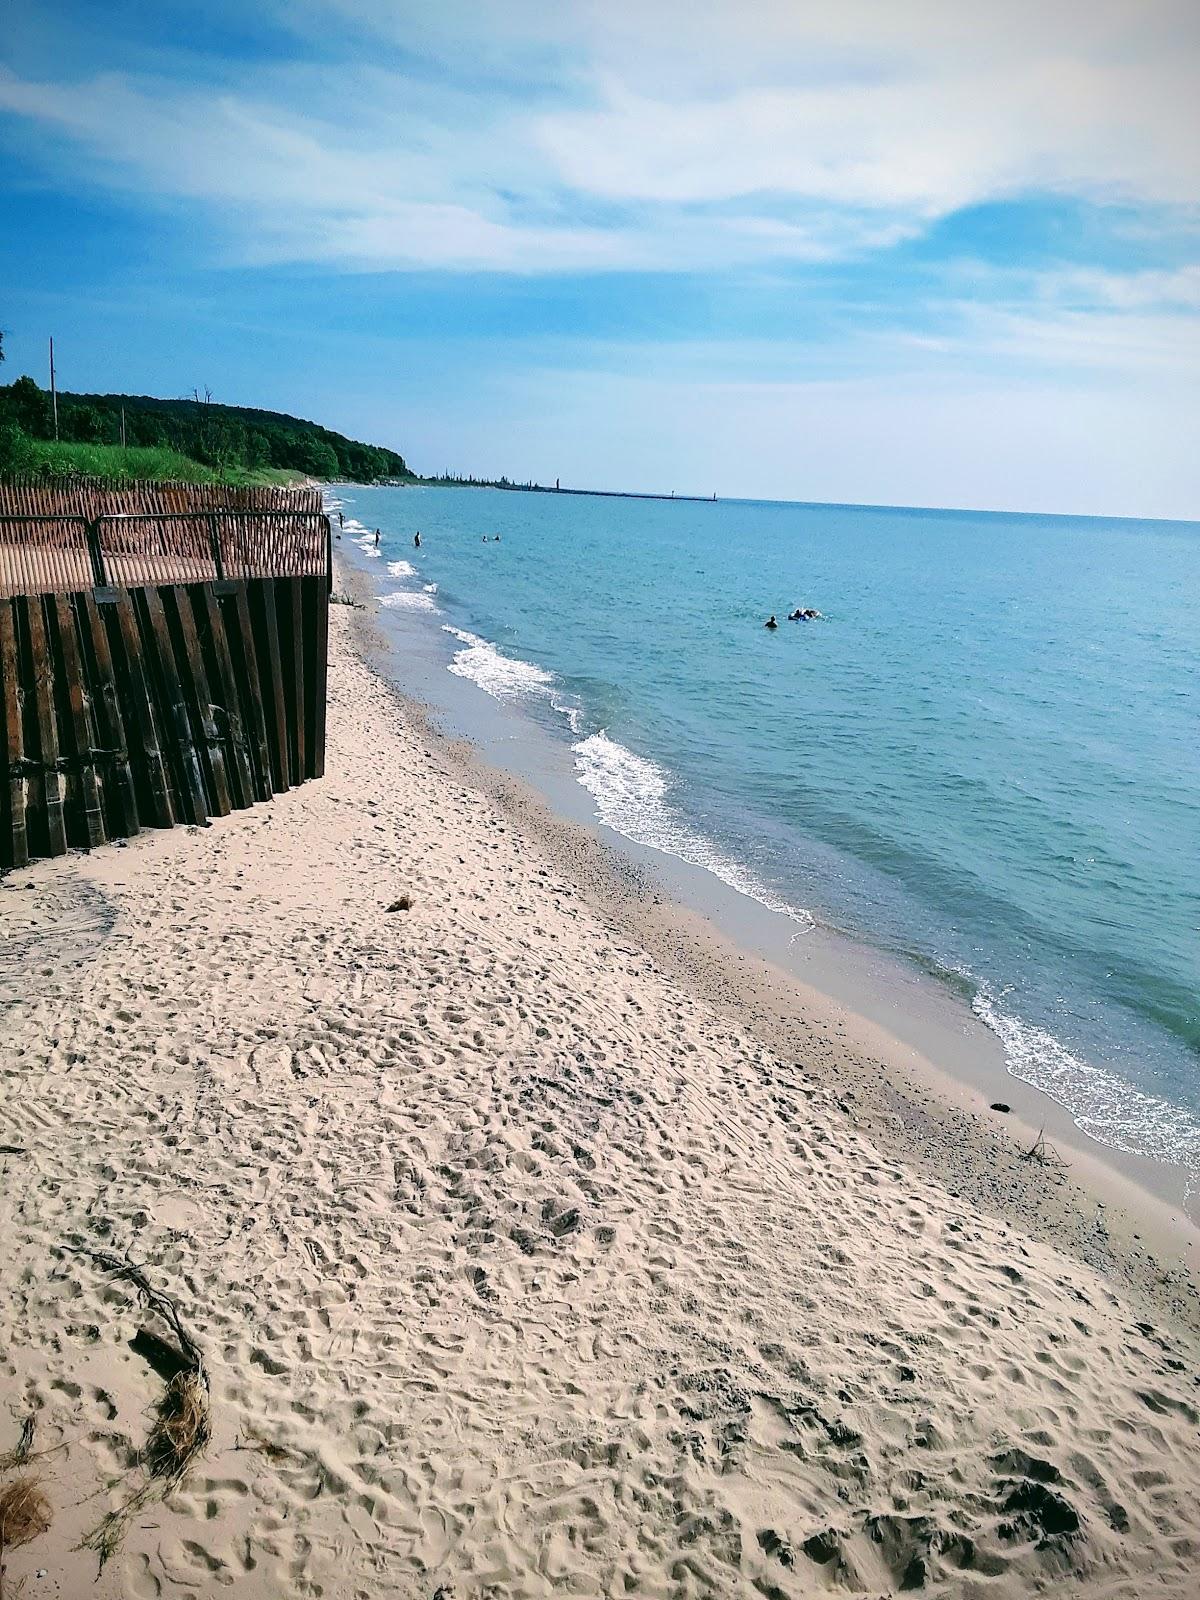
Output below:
[86,518,108,587]
[208,513,226,581]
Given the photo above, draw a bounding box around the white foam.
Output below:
[552,696,583,734]
[442,626,557,699]
[381,589,438,612]
[423,582,438,593]
[972,982,1200,1180]
[387,559,417,577]
[572,732,812,929]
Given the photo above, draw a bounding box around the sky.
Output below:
[1,1,1199,517]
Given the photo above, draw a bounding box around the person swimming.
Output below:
[765,615,778,629]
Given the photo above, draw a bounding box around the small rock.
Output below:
[384,896,412,913]
[990,1102,1011,1113]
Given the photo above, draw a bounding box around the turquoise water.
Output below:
[333,485,1200,1178]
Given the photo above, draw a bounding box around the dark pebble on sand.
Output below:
[385,896,412,913]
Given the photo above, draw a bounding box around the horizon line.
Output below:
[382,479,1200,528]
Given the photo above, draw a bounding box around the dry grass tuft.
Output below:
[0,1476,52,1596]
[145,1372,211,1484]
[69,1246,213,1570]
[0,1478,51,1550]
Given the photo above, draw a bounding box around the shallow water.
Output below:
[331,486,1200,1179]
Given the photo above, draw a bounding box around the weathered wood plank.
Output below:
[248,578,289,791]
[197,587,254,811]
[51,593,106,849]
[228,585,273,803]
[23,596,68,857]
[281,578,306,784]
[0,599,30,869]
[139,587,209,827]
[166,586,231,817]
[307,575,329,780]
[111,589,174,827]
[79,591,140,840]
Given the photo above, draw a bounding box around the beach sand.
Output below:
[2,598,1198,1598]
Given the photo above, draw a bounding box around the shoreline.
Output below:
[4,592,1200,1596]
[336,541,1200,1284]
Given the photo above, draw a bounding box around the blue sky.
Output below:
[2,1,1198,516]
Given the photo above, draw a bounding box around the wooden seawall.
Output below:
[0,480,330,871]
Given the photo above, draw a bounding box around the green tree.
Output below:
[2,376,53,437]
[292,437,340,478]
[61,402,109,443]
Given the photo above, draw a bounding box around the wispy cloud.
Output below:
[2,0,1197,513]
[2,1,1197,274]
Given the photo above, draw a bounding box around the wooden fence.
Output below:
[0,479,329,597]
[0,481,330,870]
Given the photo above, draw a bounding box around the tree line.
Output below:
[0,368,413,483]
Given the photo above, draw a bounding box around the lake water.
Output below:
[331,484,1200,1183]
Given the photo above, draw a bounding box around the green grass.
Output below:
[220,463,311,486]
[14,440,311,486]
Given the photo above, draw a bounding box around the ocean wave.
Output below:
[972,982,1200,1179]
[442,626,557,699]
[387,559,417,577]
[381,589,438,612]
[551,696,583,734]
[572,732,812,929]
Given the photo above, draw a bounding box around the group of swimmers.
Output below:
[331,512,421,550]
[335,512,505,556]
[764,607,823,628]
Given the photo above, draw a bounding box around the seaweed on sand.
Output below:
[68,1247,212,1570]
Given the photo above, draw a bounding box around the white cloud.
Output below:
[0,62,920,272]
[2,0,1197,275]
[533,2,1200,213]
[1036,265,1200,310]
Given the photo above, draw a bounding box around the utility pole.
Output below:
[49,335,59,440]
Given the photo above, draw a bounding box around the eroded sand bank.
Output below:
[1,603,1198,1598]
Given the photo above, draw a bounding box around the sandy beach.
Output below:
[2,594,1199,1599]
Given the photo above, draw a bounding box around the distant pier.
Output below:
[407,477,717,503]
